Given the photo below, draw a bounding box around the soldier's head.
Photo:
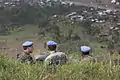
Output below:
[47,41,57,51]
[22,41,34,54]
[80,46,91,56]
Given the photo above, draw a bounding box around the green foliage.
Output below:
[0,24,39,42]
[0,2,71,35]
[39,16,85,42]
[1,54,120,80]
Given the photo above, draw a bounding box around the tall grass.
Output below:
[0,54,120,80]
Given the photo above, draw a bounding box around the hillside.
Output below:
[0,24,45,58]
[0,0,119,58]
[74,0,110,4]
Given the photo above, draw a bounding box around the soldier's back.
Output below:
[80,55,96,63]
[17,52,34,64]
[44,52,67,66]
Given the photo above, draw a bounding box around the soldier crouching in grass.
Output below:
[17,41,35,64]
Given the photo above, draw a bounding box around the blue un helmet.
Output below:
[22,41,33,47]
[80,46,91,53]
[47,41,57,46]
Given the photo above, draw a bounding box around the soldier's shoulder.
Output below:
[80,56,96,62]
[16,52,26,62]
[54,52,66,56]
[48,52,65,57]
[86,56,96,61]
[17,52,34,64]
[17,52,24,58]
[44,52,67,66]
[45,52,65,60]
[17,52,29,60]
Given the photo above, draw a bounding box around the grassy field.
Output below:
[0,24,119,80]
[0,24,40,42]
[0,54,120,80]
[0,24,45,58]
[0,24,108,58]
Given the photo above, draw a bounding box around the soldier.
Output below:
[80,46,96,63]
[17,41,34,64]
[47,41,57,54]
[44,41,67,66]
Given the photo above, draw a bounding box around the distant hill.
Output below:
[74,0,110,4]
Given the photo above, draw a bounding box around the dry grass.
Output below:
[0,54,120,80]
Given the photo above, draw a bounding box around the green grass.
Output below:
[0,24,118,80]
[0,24,39,42]
[89,42,107,56]
[0,54,120,80]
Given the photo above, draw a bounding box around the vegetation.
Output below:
[1,1,120,79]
[0,54,120,80]
[0,1,71,35]
[1,0,119,52]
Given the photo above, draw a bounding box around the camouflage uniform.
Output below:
[17,52,34,64]
[44,52,67,66]
[80,55,96,63]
